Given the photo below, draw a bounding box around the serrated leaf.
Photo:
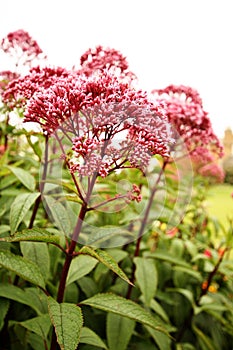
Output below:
[0,297,10,331]
[10,192,40,234]
[20,242,50,279]
[66,254,98,286]
[134,257,157,305]
[0,284,42,314]
[107,313,135,350]
[81,293,169,335]
[80,327,108,349]
[19,314,51,339]
[43,195,71,235]
[7,166,36,191]
[1,228,60,244]
[80,246,133,286]
[48,297,83,350]
[0,250,45,289]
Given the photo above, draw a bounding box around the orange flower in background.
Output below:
[166,227,178,237]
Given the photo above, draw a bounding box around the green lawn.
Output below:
[206,183,233,229]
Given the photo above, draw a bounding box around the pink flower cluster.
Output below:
[152,84,223,158]
[0,29,45,67]
[79,45,136,81]
[198,163,225,183]
[0,70,20,94]
[2,66,73,109]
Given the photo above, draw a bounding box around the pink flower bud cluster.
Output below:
[79,45,136,81]
[0,29,45,67]
[126,184,142,202]
[152,85,223,158]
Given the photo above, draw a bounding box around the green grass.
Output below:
[206,183,233,229]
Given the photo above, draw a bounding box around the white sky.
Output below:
[1,0,232,139]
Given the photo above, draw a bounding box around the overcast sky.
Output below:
[1,0,232,138]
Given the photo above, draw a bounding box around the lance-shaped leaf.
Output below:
[80,246,133,286]
[10,192,40,234]
[81,293,169,335]
[80,327,108,349]
[48,297,83,350]
[66,255,98,286]
[20,242,50,279]
[0,284,43,314]
[0,298,10,331]
[107,313,135,350]
[134,257,157,305]
[7,166,36,191]
[0,250,45,289]
[43,195,71,235]
[1,228,60,244]
[19,314,51,339]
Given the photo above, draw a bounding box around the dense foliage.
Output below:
[0,29,233,350]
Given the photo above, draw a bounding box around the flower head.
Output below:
[79,45,136,82]
[23,70,172,175]
[0,29,46,67]
[152,84,223,158]
[2,66,72,108]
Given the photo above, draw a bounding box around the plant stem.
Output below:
[50,173,97,350]
[56,204,87,303]
[126,159,167,299]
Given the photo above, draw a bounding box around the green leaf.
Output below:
[80,246,133,286]
[107,313,135,350]
[134,257,157,305]
[80,327,108,349]
[48,297,83,350]
[0,250,45,289]
[166,288,195,307]
[7,166,36,191]
[27,332,48,350]
[0,297,10,331]
[20,242,50,279]
[10,192,40,234]
[80,225,134,247]
[77,277,99,298]
[1,227,60,244]
[66,254,98,286]
[145,326,172,350]
[142,297,170,323]
[81,293,169,334]
[19,314,51,339]
[173,266,202,281]
[0,284,43,314]
[192,324,217,350]
[146,251,190,267]
[43,195,71,235]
